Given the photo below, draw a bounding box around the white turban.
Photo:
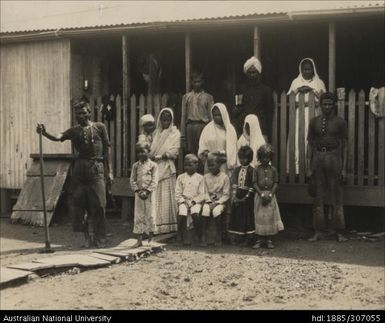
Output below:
[243,56,262,74]
[140,114,155,126]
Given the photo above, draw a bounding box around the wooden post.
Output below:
[328,22,336,92]
[279,92,287,184]
[288,92,296,184]
[185,33,191,93]
[378,117,385,188]
[347,90,356,185]
[367,105,375,186]
[179,32,191,173]
[253,26,261,59]
[116,95,122,177]
[130,95,137,169]
[298,93,306,184]
[271,92,278,167]
[357,90,365,186]
[122,35,130,176]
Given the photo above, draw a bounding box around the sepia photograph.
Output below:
[0,0,384,317]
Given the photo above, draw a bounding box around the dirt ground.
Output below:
[0,215,384,310]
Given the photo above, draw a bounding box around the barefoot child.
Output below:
[253,144,284,249]
[130,142,158,247]
[175,154,205,245]
[228,146,255,245]
[201,152,230,246]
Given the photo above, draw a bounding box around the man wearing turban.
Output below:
[233,56,274,142]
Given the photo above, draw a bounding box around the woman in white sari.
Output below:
[287,58,326,174]
[150,108,181,234]
[198,103,238,175]
[237,114,266,167]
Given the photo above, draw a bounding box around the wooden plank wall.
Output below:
[0,40,71,189]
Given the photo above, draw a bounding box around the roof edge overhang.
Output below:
[0,14,288,43]
[0,6,383,44]
[290,6,384,19]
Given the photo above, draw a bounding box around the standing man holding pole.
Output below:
[37,100,113,248]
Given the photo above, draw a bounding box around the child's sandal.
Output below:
[252,241,262,249]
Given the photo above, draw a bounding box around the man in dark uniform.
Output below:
[306,92,348,242]
[37,100,113,248]
[233,56,274,141]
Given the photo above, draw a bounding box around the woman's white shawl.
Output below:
[237,114,266,167]
[288,58,326,100]
[150,108,181,181]
[198,103,238,170]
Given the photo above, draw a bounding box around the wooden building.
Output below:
[1,1,384,217]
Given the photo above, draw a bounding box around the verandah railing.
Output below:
[83,93,170,178]
[78,90,384,206]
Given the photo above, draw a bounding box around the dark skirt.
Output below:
[228,196,255,235]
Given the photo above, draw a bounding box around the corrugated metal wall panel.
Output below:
[0,39,71,189]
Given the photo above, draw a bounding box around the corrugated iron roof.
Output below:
[1,1,384,35]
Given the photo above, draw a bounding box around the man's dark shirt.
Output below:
[307,115,348,149]
[61,122,110,159]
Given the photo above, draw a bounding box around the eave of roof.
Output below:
[0,3,383,43]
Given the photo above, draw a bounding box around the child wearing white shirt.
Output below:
[175,154,205,245]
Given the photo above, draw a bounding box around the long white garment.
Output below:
[237,114,266,167]
[287,58,326,174]
[130,159,158,235]
[150,108,180,234]
[198,103,238,173]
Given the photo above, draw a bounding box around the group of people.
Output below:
[36,55,348,249]
[132,107,282,249]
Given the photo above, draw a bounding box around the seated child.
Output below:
[175,154,205,245]
[253,144,284,249]
[201,151,230,247]
[130,142,158,247]
[228,146,255,245]
[138,114,156,146]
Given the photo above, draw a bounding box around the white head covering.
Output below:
[243,56,262,74]
[237,114,266,167]
[288,57,326,98]
[198,103,238,170]
[150,107,181,180]
[140,114,155,126]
